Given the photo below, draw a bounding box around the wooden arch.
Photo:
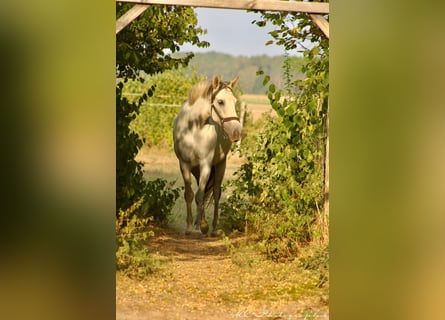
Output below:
[116,0,330,220]
[115,0,329,38]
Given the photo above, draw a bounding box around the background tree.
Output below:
[116,3,208,79]
[116,3,208,217]
[185,52,305,94]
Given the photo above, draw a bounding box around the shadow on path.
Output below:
[148,227,241,261]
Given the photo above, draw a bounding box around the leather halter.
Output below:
[210,85,240,129]
[211,104,240,127]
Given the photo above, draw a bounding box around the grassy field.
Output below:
[240,94,276,122]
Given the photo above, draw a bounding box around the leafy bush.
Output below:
[221,9,329,261]
[116,3,207,217]
[133,105,179,148]
[222,110,324,260]
[143,178,182,224]
[116,199,162,279]
[116,81,182,224]
[126,69,205,149]
[298,245,329,288]
[116,81,151,215]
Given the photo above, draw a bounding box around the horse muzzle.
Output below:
[222,119,242,142]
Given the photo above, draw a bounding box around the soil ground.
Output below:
[116,228,328,320]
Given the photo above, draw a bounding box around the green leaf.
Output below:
[269,30,279,38]
[255,20,266,27]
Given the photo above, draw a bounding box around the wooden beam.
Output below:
[323,98,329,243]
[116,4,149,34]
[309,14,329,38]
[117,0,329,14]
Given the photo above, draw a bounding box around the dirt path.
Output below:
[116,228,328,320]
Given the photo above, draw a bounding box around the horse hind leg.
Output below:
[191,167,202,230]
[184,185,194,235]
[211,162,226,237]
[180,163,194,235]
[195,191,209,235]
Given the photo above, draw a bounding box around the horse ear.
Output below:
[212,75,221,89]
[229,76,239,89]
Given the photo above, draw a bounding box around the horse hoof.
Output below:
[200,223,209,235]
[200,226,209,235]
[210,231,219,237]
[185,230,191,236]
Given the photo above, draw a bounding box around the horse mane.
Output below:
[188,80,213,106]
[187,79,230,106]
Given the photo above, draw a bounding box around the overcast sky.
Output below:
[180,8,302,57]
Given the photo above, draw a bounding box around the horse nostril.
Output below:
[232,130,242,142]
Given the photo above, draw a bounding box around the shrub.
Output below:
[116,81,149,215]
[116,81,182,224]
[222,112,323,261]
[143,178,182,224]
[116,199,162,279]
[221,48,328,261]
[298,244,329,288]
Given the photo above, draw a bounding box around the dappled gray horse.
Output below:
[173,75,242,236]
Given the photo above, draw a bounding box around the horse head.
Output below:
[210,75,243,142]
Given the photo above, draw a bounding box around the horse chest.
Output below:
[176,127,229,165]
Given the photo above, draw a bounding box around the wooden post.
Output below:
[323,98,329,243]
[236,101,246,150]
[116,4,149,34]
[309,14,329,39]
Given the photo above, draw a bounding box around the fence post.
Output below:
[236,101,246,149]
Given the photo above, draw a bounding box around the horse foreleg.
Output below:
[211,161,226,237]
[195,165,211,235]
[211,192,221,237]
[180,164,194,235]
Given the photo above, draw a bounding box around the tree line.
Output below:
[183,52,306,94]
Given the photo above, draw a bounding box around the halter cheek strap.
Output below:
[211,104,239,128]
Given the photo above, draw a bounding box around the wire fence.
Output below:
[121,92,184,108]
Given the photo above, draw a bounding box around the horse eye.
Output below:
[217,99,224,105]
